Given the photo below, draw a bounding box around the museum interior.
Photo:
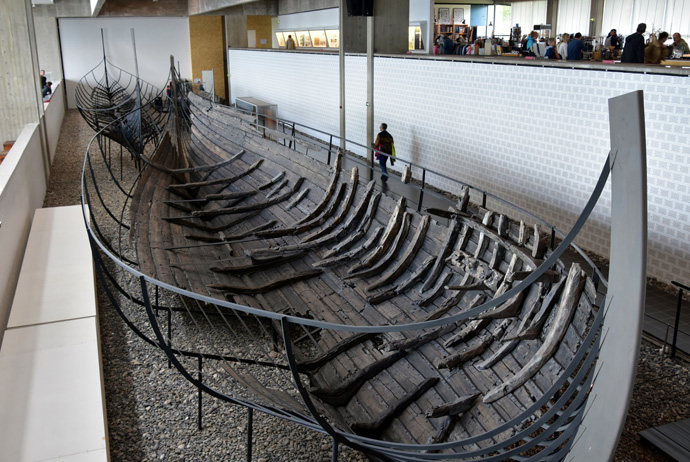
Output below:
[1,0,689,461]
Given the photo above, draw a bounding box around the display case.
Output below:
[309,30,328,47]
[295,31,312,48]
[235,97,277,138]
[325,30,340,48]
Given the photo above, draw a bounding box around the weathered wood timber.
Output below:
[483,263,586,403]
[309,350,408,406]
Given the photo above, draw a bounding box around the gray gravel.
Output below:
[45,109,689,462]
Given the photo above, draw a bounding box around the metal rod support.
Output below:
[331,437,339,462]
[247,407,253,462]
[198,356,203,430]
[418,169,426,212]
[672,288,683,358]
[167,307,172,369]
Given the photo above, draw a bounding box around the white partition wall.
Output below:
[59,17,192,109]
[229,49,690,286]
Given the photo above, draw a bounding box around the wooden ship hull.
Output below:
[82,77,647,461]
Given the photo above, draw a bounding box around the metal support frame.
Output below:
[79,85,651,462]
[671,280,688,358]
[569,90,647,461]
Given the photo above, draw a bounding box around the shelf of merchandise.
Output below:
[436,24,470,42]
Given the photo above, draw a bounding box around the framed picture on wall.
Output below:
[453,8,464,24]
[438,8,450,25]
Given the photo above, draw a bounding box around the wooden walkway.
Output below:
[640,418,690,461]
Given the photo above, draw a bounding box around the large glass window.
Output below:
[557,0,590,35]
[310,30,328,47]
[408,26,424,50]
[326,30,340,48]
[275,32,286,48]
[295,31,312,47]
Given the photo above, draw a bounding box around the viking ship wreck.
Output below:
[80,63,647,461]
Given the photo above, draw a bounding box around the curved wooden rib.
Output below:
[348,196,407,273]
[366,214,431,292]
[351,377,439,439]
[301,168,360,243]
[162,210,261,233]
[313,226,384,268]
[208,268,322,294]
[483,263,585,404]
[294,153,342,225]
[191,178,305,218]
[345,213,412,280]
[309,350,407,406]
[167,158,263,191]
[420,217,460,292]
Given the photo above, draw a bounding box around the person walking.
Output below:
[373,123,394,182]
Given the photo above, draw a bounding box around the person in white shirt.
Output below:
[558,33,570,60]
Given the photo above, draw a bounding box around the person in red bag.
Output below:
[373,123,394,182]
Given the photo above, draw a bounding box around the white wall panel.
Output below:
[229,50,690,286]
[59,17,192,109]
[557,0,591,34]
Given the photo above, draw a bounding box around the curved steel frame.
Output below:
[80,88,647,461]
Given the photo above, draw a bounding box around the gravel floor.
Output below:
[44,109,689,462]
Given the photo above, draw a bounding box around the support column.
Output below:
[366,15,374,181]
[339,0,346,150]
[546,0,558,37]
[0,0,45,146]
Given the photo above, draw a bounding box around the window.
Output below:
[408,26,424,51]
[326,30,340,48]
[295,31,312,47]
[275,32,286,48]
[310,30,328,47]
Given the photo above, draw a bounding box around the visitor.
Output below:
[544,38,560,59]
[567,33,586,60]
[644,32,669,64]
[621,23,646,63]
[286,34,296,50]
[373,123,394,183]
[558,33,570,60]
[671,33,690,57]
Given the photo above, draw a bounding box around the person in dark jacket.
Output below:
[441,34,454,54]
[373,123,394,182]
[621,23,647,63]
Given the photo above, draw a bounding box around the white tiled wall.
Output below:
[229,49,690,285]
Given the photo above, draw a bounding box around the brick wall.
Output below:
[229,49,690,285]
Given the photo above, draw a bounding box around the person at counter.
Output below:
[545,38,560,59]
[441,34,454,54]
[558,33,570,59]
[671,33,690,57]
[621,23,646,63]
[644,32,669,64]
[525,31,539,54]
[604,29,621,49]
[567,33,586,60]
